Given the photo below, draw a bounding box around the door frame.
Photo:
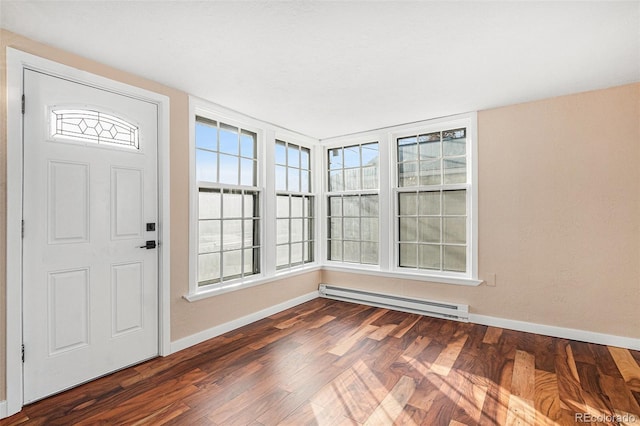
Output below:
[5,48,171,417]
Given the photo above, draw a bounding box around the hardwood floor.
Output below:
[3,298,639,425]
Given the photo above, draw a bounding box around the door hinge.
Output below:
[22,344,25,363]
[21,94,25,115]
[22,220,25,238]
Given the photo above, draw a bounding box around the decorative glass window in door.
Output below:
[50,109,139,149]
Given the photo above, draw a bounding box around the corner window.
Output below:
[275,140,314,269]
[195,117,260,287]
[396,127,471,274]
[326,142,379,264]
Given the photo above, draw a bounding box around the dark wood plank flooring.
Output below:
[2,298,639,425]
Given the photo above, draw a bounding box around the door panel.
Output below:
[23,69,159,403]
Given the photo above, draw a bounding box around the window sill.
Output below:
[183,264,322,302]
[322,264,483,286]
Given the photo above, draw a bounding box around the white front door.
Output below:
[22,69,159,403]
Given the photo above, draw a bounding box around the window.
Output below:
[195,117,260,286]
[396,128,470,273]
[275,140,314,269]
[50,108,139,149]
[327,142,379,264]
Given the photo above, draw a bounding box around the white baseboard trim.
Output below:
[170,291,320,354]
[470,313,640,351]
[0,400,7,419]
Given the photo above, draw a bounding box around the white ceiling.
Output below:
[2,1,639,139]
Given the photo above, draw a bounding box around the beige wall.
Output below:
[1,28,639,406]
[323,82,640,339]
[0,29,321,402]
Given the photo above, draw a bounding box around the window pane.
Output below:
[344,145,360,168]
[195,120,217,151]
[418,217,441,243]
[288,145,300,168]
[329,239,343,261]
[240,131,255,158]
[291,196,303,217]
[301,147,310,169]
[243,219,257,246]
[418,132,440,159]
[223,219,243,250]
[420,160,441,186]
[219,153,239,185]
[399,218,417,241]
[276,244,289,269]
[343,218,360,240]
[275,142,287,165]
[291,219,303,243]
[361,242,378,265]
[275,165,287,190]
[291,242,303,265]
[196,150,217,182]
[398,162,417,187]
[343,196,360,217]
[198,253,220,284]
[329,197,342,216]
[329,170,343,191]
[199,190,221,219]
[362,166,378,190]
[443,245,466,272]
[240,158,254,186]
[330,218,343,239]
[361,143,379,166]
[288,168,300,192]
[244,193,256,218]
[361,195,378,216]
[244,248,256,276]
[443,190,466,215]
[418,191,440,215]
[304,217,313,240]
[199,220,221,253]
[304,197,313,218]
[361,218,378,242]
[399,243,417,268]
[277,219,289,244]
[443,158,466,184]
[344,168,360,191]
[223,250,242,278]
[444,217,466,244]
[219,125,239,155]
[329,148,343,169]
[304,240,313,263]
[343,241,360,263]
[223,192,243,218]
[276,195,289,218]
[419,244,440,270]
[443,128,466,156]
[399,192,417,216]
[301,170,310,193]
[398,137,418,162]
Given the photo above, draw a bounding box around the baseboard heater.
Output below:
[318,284,469,322]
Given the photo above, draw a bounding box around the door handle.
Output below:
[139,240,157,249]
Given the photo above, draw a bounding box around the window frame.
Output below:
[274,139,315,271]
[321,113,480,286]
[323,139,381,266]
[187,97,321,301]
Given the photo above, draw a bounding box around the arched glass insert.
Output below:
[50,109,139,149]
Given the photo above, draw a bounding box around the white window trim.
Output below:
[187,97,320,300]
[319,112,480,287]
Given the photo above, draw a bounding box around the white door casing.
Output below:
[22,69,159,403]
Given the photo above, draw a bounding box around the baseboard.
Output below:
[0,400,7,419]
[470,313,640,351]
[170,291,320,354]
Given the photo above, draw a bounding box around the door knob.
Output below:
[139,240,157,249]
